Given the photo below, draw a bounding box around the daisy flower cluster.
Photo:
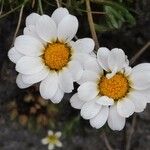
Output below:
[8,7,150,132]
[42,130,62,150]
[8,7,94,104]
[71,48,150,130]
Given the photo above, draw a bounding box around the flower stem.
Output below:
[12,4,24,46]
[125,115,137,150]
[130,41,150,65]
[85,0,99,50]
[102,132,114,150]
[56,0,61,7]
[38,0,44,15]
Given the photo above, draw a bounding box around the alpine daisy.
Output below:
[70,47,150,131]
[8,7,95,103]
[41,130,62,150]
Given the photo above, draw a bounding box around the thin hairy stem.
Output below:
[130,41,150,65]
[43,0,56,7]
[0,4,22,19]
[125,115,137,150]
[85,0,99,50]
[101,132,114,150]
[0,0,4,15]
[12,4,24,45]
[56,0,61,7]
[38,0,44,15]
[59,1,106,15]
[32,0,36,8]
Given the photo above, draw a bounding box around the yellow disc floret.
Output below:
[44,42,70,70]
[99,73,129,100]
[48,135,58,144]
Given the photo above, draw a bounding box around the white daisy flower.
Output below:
[41,130,62,150]
[70,47,150,131]
[8,7,95,103]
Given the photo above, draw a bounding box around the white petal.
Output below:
[16,56,44,75]
[108,48,126,72]
[70,93,85,109]
[96,96,114,106]
[139,88,150,103]
[55,141,62,147]
[72,38,95,53]
[55,131,62,138]
[22,68,49,84]
[14,35,44,56]
[81,100,101,119]
[77,70,99,84]
[123,55,130,76]
[51,88,64,103]
[26,13,40,26]
[40,72,58,99]
[48,130,53,135]
[51,7,69,25]
[132,63,150,73]
[84,57,103,74]
[58,14,78,42]
[68,60,83,81]
[90,106,109,129]
[128,91,147,112]
[108,105,125,131]
[36,15,57,42]
[59,69,74,93]
[41,138,49,145]
[130,71,150,90]
[90,51,96,57]
[78,81,99,101]
[106,67,117,79]
[24,25,33,34]
[23,25,46,44]
[16,74,32,89]
[124,66,132,76]
[48,144,54,150]
[24,25,37,37]
[97,47,110,72]
[8,47,23,63]
[117,98,135,117]
[75,53,94,67]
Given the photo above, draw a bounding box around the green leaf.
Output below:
[122,9,136,25]
[92,0,136,28]
[107,6,125,22]
[94,23,113,32]
[105,1,136,25]
[105,6,120,28]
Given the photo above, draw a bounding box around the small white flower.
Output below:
[8,7,95,103]
[70,47,150,131]
[41,130,62,150]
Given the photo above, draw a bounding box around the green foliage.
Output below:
[105,3,135,26]
[94,23,112,33]
[63,115,80,137]
[0,0,136,34]
[61,0,85,15]
[92,0,136,32]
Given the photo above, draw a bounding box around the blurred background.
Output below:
[0,0,150,150]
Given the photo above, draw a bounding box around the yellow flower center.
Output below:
[99,73,129,100]
[43,42,70,70]
[48,135,58,144]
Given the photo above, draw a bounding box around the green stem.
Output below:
[0,4,22,19]
[38,0,44,15]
